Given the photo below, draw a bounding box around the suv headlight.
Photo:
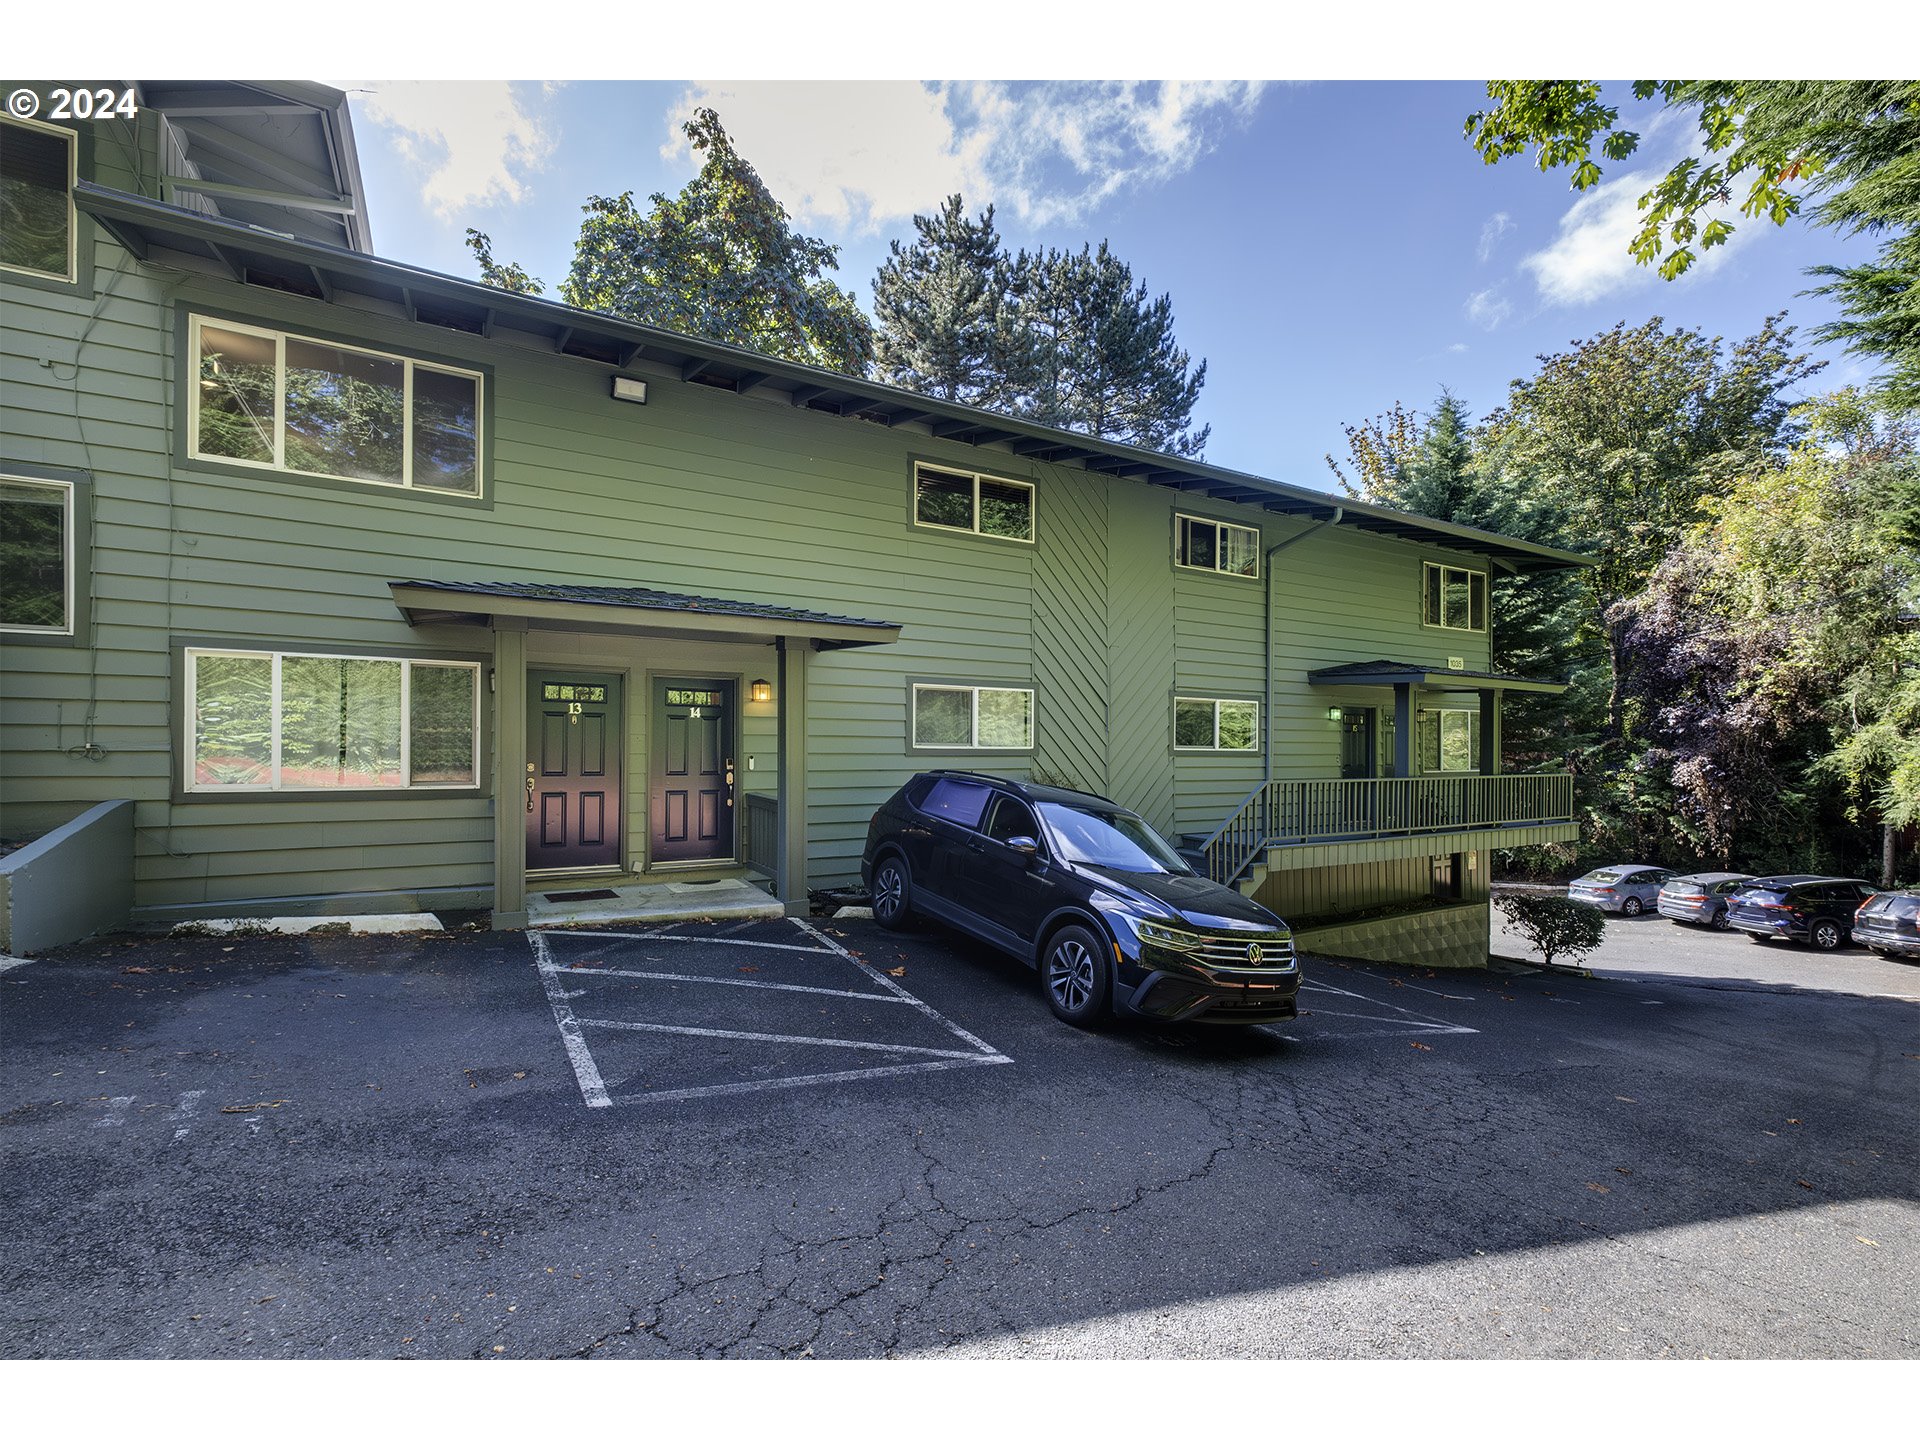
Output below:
[1135,919,1202,951]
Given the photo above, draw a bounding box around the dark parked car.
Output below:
[1853,890,1920,961]
[861,771,1299,1028]
[1567,864,1676,916]
[1724,875,1881,950]
[1656,871,1755,929]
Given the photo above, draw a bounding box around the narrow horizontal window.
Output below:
[912,464,1033,543]
[0,476,75,635]
[0,117,76,282]
[186,648,480,792]
[1175,514,1259,578]
[1422,562,1488,632]
[1174,696,1259,752]
[911,683,1034,750]
[189,316,485,496]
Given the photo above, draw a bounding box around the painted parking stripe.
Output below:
[93,1095,135,1128]
[531,930,613,1109]
[530,917,1011,1109]
[563,966,915,1004]
[578,1016,989,1061]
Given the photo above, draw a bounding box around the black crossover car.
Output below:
[1724,875,1881,950]
[860,771,1299,1028]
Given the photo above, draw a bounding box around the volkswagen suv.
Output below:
[861,772,1299,1029]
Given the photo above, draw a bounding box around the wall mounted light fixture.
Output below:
[750,678,772,704]
[1326,705,1341,722]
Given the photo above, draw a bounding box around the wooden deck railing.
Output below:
[742,793,779,879]
[1198,772,1575,886]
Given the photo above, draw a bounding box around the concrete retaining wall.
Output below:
[0,799,136,954]
[1293,900,1490,969]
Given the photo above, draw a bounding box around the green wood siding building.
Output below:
[0,83,1584,964]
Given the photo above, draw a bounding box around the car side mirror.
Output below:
[1006,835,1041,863]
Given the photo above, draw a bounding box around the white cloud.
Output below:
[1465,286,1512,331]
[1446,342,1469,353]
[1477,211,1512,262]
[345,81,558,216]
[663,80,1264,233]
[1520,166,1756,307]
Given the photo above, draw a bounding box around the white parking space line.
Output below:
[0,954,34,974]
[531,917,1011,1109]
[93,1095,135,1128]
[1294,977,1481,1040]
[531,930,613,1109]
[578,1017,990,1061]
[565,966,915,1005]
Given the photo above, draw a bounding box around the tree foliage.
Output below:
[470,109,870,375]
[1496,892,1606,969]
[463,229,544,296]
[871,195,1008,408]
[1465,81,1920,408]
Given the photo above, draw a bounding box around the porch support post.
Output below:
[1392,682,1413,778]
[775,637,811,916]
[491,618,529,929]
[1479,688,1500,775]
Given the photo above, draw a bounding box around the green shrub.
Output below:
[1496,893,1607,969]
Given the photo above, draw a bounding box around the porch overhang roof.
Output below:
[1307,659,1568,694]
[389,579,901,650]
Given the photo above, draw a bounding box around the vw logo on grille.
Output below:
[1246,943,1264,964]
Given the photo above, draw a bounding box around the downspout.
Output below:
[1261,507,1343,787]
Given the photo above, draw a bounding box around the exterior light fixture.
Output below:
[611,376,648,404]
[1326,706,1341,722]
[750,678,772,704]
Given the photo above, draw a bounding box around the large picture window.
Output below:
[911,683,1035,750]
[1422,562,1487,632]
[190,316,484,496]
[1416,709,1478,773]
[1174,696,1259,752]
[0,476,74,635]
[912,464,1034,543]
[186,648,480,792]
[1175,514,1259,578]
[1,116,76,282]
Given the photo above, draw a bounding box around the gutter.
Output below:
[1262,508,1344,786]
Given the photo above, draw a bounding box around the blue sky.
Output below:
[343,79,1886,489]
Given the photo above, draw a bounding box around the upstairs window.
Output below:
[1174,696,1259,752]
[913,464,1033,543]
[190,316,484,496]
[911,683,1035,750]
[0,476,74,635]
[1175,514,1259,578]
[1,117,77,282]
[1423,562,1487,632]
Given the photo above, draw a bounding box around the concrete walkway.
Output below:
[525,876,783,928]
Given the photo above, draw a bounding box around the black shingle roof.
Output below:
[392,578,898,631]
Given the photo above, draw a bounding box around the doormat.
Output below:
[542,888,620,903]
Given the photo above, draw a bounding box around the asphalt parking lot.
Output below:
[2,913,1915,1358]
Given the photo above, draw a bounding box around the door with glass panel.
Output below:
[649,679,734,865]
[527,675,623,872]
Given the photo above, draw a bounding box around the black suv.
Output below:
[860,771,1299,1028]
[1724,875,1881,950]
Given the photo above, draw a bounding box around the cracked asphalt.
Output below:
[1,913,1914,1359]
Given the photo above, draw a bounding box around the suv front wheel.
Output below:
[1042,924,1112,1028]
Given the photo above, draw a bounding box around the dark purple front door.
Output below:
[650,679,735,864]
[526,674,622,871]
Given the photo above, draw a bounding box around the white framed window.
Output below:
[188,315,485,496]
[1174,696,1259,752]
[0,475,75,636]
[1422,562,1488,632]
[910,683,1035,750]
[1174,514,1259,578]
[912,463,1034,543]
[1416,708,1478,773]
[0,115,77,282]
[185,648,482,792]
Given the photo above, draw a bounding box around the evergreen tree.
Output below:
[998,242,1210,456]
[870,195,1007,407]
